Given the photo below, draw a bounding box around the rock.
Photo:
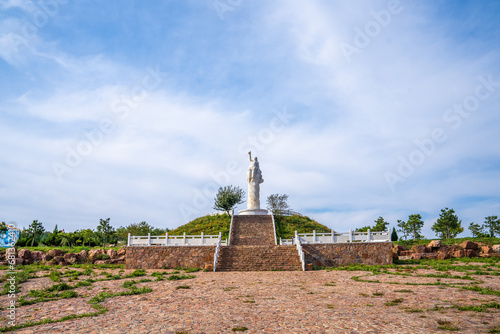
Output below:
[0,261,8,266]
[392,245,409,254]
[110,258,125,264]
[18,249,31,260]
[63,253,77,263]
[411,245,429,253]
[48,249,65,257]
[492,245,500,253]
[398,256,412,261]
[77,250,88,262]
[454,250,465,258]
[459,241,479,250]
[94,260,111,265]
[428,240,441,248]
[30,251,44,263]
[42,253,53,262]
[437,252,451,260]
[88,249,105,262]
[204,263,213,271]
[464,249,478,258]
[117,248,126,257]
[412,253,425,260]
[481,246,494,254]
[106,249,117,259]
[53,256,66,265]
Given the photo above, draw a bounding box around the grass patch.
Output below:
[437,320,460,331]
[176,285,190,290]
[167,274,196,281]
[232,326,248,331]
[384,298,404,306]
[395,289,413,293]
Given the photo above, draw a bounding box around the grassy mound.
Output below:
[169,213,330,242]
[169,214,232,240]
[274,215,331,240]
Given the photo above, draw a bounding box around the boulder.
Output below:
[94,260,111,265]
[464,249,478,258]
[64,253,77,263]
[88,249,105,262]
[106,249,117,259]
[412,253,426,260]
[42,253,53,262]
[77,250,88,262]
[53,256,66,265]
[110,258,125,264]
[459,241,479,250]
[18,249,31,260]
[492,245,500,253]
[436,251,451,260]
[117,248,126,257]
[428,240,441,248]
[392,245,409,254]
[454,250,465,258]
[411,245,430,253]
[204,263,213,271]
[48,249,65,257]
[30,251,44,263]
[481,246,494,254]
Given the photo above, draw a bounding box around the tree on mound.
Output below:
[213,185,245,216]
[432,208,463,239]
[266,194,290,217]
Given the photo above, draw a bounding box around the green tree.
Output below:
[483,216,500,237]
[213,185,245,215]
[432,208,463,239]
[468,222,487,238]
[97,218,115,248]
[356,217,389,232]
[396,219,409,240]
[372,217,389,232]
[27,220,45,246]
[407,214,424,240]
[0,222,8,234]
[266,194,290,217]
[391,227,398,241]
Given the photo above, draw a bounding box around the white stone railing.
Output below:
[271,214,277,245]
[213,233,223,272]
[227,209,235,246]
[128,232,228,247]
[280,229,390,245]
[294,231,306,271]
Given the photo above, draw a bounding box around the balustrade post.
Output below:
[313,230,316,243]
[165,232,169,246]
[349,229,352,243]
[183,232,186,245]
[201,232,204,245]
[367,229,371,242]
[148,233,151,246]
[127,233,131,247]
[295,230,299,245]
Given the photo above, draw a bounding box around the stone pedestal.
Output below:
[238,209,269,216]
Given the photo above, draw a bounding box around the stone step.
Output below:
[216,245,302,271]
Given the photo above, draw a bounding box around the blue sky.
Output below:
[1,0,500,238]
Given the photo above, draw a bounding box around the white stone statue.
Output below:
[239,151,268,215]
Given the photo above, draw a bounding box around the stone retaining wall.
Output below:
[126,246,216,269]
[302,242,393,267]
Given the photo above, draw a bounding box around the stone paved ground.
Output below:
[1,265,500,333]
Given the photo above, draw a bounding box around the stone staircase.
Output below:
[215,215,303,271]
[216,245,302,271]
[229,215,275,246]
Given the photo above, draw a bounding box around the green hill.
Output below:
[169,214,330,241]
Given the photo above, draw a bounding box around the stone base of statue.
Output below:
[238,209,269,216]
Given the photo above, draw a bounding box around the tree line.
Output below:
[357,208,500,241]
[2,219,169,248]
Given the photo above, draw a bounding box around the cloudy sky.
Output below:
[1,0,499,237]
